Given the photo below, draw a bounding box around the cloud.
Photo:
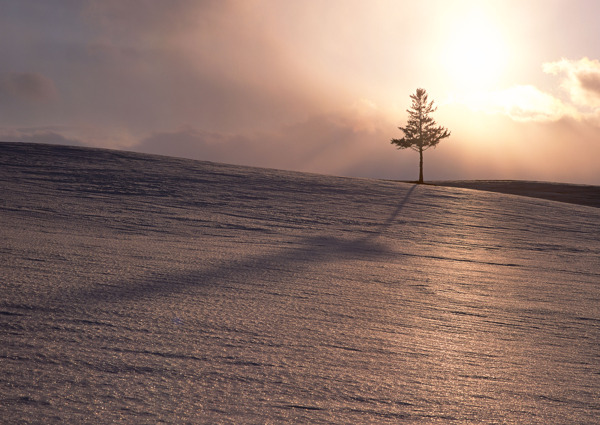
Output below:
[452,57,600,124]
[458,85,575,122]
[0,127,83,146]
[0,72,58,103]
[543,57,600,107]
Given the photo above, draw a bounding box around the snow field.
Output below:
[1,142,599,423]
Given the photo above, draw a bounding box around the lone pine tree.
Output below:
[391,88,451,183]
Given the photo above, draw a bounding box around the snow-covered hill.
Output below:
[1,142,599,424]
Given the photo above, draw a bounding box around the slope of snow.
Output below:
[1,142,599,424]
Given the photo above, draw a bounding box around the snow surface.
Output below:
[1,142,599,424]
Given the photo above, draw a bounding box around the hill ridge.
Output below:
[3,141,599,208]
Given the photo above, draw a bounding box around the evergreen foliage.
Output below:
[391,88,451,183]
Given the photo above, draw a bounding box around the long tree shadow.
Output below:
[68,184,418,306]
[364,184,416,240]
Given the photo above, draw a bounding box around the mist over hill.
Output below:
[1,142,599,423]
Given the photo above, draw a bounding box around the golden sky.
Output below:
[1,0,600,183]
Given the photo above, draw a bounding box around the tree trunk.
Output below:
[418,147,424,184]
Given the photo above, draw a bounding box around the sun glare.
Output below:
[440,9,509,92]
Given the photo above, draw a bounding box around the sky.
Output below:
[2,0,600,184]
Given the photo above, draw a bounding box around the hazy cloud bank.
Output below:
[136,106,401,177]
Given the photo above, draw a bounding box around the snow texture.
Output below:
[1,142,599,424]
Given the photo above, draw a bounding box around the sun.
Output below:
[440,9,509,92]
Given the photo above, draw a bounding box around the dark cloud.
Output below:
[0,72,58,103]
[578,70,600,98]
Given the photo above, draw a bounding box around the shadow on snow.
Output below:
[68,185,418,306]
